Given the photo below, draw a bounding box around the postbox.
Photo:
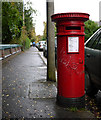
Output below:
[51,12,89,108]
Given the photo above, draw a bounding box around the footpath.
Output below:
[2,47,96,119]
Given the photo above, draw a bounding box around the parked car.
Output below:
[38,41,46,51]
[30,42,33,47]
[85,28,101,97]
[36,42,39,48]
[43,38,57,64]
[43,43,47,58]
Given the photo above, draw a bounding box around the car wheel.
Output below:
[85,70,98,98]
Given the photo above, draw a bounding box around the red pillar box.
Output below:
[51,12,89,108]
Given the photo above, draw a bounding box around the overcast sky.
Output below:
[27,0,101,35]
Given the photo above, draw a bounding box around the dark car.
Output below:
[85,28,101,97]
[43,43,47,58]
[43,38,57,63]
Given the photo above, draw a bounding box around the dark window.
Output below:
[86,29,101,49]
[91,35,100,49]
[95,36,101,50]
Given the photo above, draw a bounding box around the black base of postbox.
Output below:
[57,94,85,109]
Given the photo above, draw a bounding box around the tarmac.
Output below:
[2,47,96,119]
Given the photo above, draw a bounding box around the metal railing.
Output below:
[0,44,21,50]
[0,44,22,60]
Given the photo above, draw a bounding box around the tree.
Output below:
[21,1,37,49]
[2,2,23,44]
[24,1,37,37]
[2,1,37,50]
[42,21,47,41]
[84,20,99,41]
[36,35,42,43]
[28,27,36,42]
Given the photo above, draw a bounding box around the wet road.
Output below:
[2,47,95,119]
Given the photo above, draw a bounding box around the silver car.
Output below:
[38,41,46,51]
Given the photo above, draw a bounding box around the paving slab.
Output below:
[29,81,57,99]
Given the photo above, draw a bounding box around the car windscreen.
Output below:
[86,29,101,50]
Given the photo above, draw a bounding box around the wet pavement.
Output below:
[86,91,101,118]
[2,47,96,119]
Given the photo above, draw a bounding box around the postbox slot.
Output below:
[66,26,81,30]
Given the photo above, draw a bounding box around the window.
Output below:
[95,36,101,50]
[86,29,101,50]
[91,35,101,49]
[86,32,99,48]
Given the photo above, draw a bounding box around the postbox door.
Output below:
[63,36,85,98]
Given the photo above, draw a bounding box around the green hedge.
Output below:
[25,37,31,49]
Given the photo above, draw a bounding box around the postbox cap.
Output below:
[51,12,89,22]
